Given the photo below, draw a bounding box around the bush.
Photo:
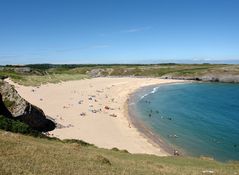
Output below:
[0,115,41,136]
[95,155,111,166]
[63,139,94,147]
[11,120,30,134]
[111,147,129,153]
[111,147,120,151]
[0,116,12,131]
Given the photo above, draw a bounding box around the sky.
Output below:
[0,0,239,65]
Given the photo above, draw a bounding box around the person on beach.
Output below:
[174,150,180,156]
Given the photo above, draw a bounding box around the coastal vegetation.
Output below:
[1,64,239,174]
[1,64,239,86]
[0,115,41,136]
[0,86,238,174]
[0,129,239,175]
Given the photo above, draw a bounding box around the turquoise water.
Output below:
[135,82,239,161]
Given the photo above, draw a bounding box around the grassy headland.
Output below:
[1,64,239,86]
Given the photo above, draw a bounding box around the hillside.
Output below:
[1,64,239,175]
[0,130,239,175]
[1,64,239,86]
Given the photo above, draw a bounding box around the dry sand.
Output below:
[7,77,184,156]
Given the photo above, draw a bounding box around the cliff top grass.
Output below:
[0,129,239,175]
[10,73,89,86]
[1,64,239,86]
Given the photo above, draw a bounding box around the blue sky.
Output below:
[0,0,239,64]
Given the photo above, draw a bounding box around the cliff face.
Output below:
[0,80,27,116]
[0,93,13,118]
[162,74,239,83]
[17,104,56,132]
[0,80,56,132]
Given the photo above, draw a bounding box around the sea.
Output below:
[131,82,239,161]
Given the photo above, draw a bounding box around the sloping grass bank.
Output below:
[0,130,238,175]
[11,73,88,86]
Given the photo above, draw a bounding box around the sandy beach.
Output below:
[7,77,184,156]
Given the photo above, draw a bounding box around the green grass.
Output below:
[1,64,239,86]
[0,130,238,175]
[11,73,88,86]
[1,64,239,174]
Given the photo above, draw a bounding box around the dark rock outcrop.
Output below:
[0,93,13,118]
[17,104,56,132]
[161,74,239,83]
[0,80,56,132]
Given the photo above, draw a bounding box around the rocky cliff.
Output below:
[0,93,13,118]
[0,80,56,132]
[161,74,239,83]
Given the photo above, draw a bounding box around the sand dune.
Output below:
[7,77,184,156]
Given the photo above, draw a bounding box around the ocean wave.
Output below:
[151,87,159,94]
[140,93,150,100]
[140,86,159,100]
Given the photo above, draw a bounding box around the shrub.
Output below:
[11,120,30,134]
[0,115,41,136]
[63,139,94,147]
[111,147,120,151]
[95,155,111,166]
[111,147,129,153]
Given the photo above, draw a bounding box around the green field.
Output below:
[0,130,239,175]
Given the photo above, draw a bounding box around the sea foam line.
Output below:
[140,86,160,100]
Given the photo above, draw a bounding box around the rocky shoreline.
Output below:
[161,74,239,83]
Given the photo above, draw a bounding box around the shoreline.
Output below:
[126,83,187,156]
[126,82,239,162]
[6,77,186,156]
[125,98,173,155]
